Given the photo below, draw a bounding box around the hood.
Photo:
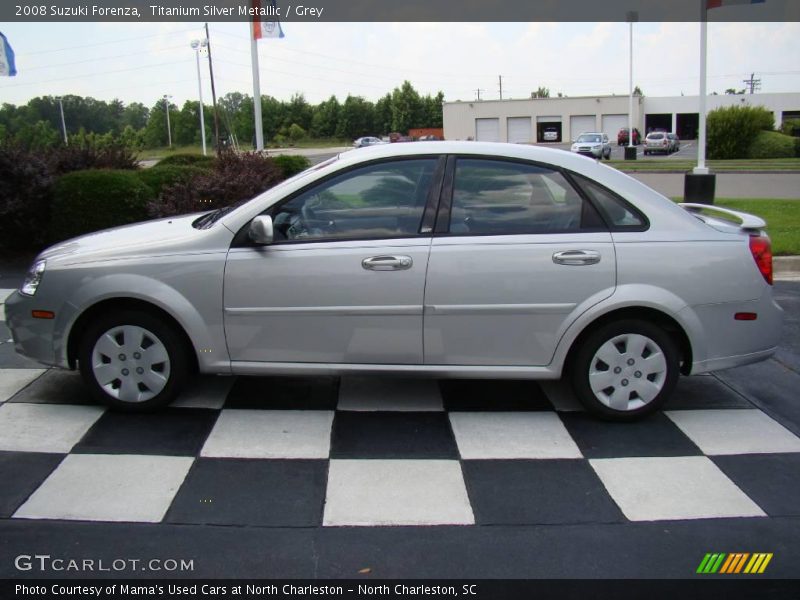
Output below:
[40,212,232,266]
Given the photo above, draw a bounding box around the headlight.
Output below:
[20,259,46,296]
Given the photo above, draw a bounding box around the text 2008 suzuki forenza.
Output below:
[5,142,783,420]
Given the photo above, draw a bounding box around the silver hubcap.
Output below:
[91,325,170,403]
[588,333,667,412]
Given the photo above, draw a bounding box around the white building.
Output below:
[443,92,800,143]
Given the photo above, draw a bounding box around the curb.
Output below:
[775,256,800,281]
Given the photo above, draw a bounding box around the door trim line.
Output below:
[425,303,576,315]
[225,305,422,317]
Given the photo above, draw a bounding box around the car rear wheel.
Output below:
[570,320,679,421]
[78,310,189,411]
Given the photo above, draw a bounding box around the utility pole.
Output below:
[204,23,222,151]
[163,94,172,148]
[498,75,503,100]
[474,88,484,101]
[58,97,68,145]
[742,72,761,94]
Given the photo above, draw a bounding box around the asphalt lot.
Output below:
[1,263,800,583]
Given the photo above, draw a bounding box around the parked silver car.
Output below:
[571,133,612,159]
[5,142,782,420]
[353,136,384,148]
[643,131,672,155]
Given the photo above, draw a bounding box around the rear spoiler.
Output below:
[678,203,766,232]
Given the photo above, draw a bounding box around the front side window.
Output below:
[448,158,604,235]
[271,159,436,242]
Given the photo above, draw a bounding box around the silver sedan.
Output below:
[5,142,782,420]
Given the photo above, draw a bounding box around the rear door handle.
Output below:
[552,250,601,266]
[362,255,413,271]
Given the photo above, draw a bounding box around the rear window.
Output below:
[647,133,664,140]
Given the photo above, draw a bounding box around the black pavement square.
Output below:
[440,379,551,411]
[559,412,703,458]
[330,411,458,459]
[72,409,219,456]
[666,375,753,410]
[165,458,328,527]
[712,453,800,517]
[225,376,339,410]
[8,370,98,405]
[0,451,63,517]
[462,459,625,525]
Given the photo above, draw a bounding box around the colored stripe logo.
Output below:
[697,553,773,574]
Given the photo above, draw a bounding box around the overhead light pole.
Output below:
[191,38,208,156]
[163,94,172,148]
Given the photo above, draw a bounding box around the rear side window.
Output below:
[572,173,648,230]
[448,158,605,235]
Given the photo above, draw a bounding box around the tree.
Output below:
[122,102,149,130]
[531,87,550,99]
[633,85,644,96]
[374,94,393,135]
[337,95,375,139]
[725,88,745,95]
[310,95,340,138]
[391,81,424,133]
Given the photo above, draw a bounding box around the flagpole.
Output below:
[251,24,264,151]
[694,17,709,175]
[684,0,716,204]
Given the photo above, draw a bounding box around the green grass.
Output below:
[611,158,800,172]
[138,145,205,161]
[672,198,800,256]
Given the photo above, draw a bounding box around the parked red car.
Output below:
[617,127,641,146]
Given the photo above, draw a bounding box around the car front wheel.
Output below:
[570,320,679,421]
[78,310,190,411]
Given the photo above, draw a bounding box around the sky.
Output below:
[1,21,799,109]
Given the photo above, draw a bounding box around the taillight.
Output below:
[749,234,773,285]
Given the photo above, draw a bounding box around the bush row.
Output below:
[0,145,310,252]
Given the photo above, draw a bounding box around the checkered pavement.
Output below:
[2,364,800,528]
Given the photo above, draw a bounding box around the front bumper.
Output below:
[4,290,62,368]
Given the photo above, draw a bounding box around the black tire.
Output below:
[78,309,190,411]
[569,319,679,421]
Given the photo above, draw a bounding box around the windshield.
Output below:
[577,135,602,143]
[192,154,341,229]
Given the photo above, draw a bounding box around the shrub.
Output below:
[706,105,775,160]
[51,170,154,242]
[149,150,283,218]
[48,133,139,175]
[137,165,207,197]
[0,144,54,251]
[796,137,800,158]
[288,123,307,142]
[272,154,311,178]
[780,118,800,137]
[156,153,216,168]
[747,130,797,159]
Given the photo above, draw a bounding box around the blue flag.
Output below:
[0,31,17,77]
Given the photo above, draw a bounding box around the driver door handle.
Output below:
[362,255,413,271]
[552,250,601,266]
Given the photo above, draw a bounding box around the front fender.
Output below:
[53,264,230,373]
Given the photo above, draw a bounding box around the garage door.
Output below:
[601,114,629,138]
[536,116,562,123]
[507,117,532,144]
[475,118,500,142]
[570,115,596,140]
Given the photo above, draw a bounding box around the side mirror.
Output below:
[248,215,274,245]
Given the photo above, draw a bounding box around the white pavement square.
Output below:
[171,375,235,410]
[449,412,582,459]
[666,409,800,455]
[0,403,104,453]
[0,368,46,403]
[201,409,334,459]
[323,459,474,526]
[590,456,766,521]
[338,377,444,412]
[14,454,193,523]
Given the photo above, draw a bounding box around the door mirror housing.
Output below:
[248,215,274,245]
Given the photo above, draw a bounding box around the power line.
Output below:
[4,58,194,88]
[22,27,201,56]
[20,44,189,72]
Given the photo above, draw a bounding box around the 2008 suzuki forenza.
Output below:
[5,142,783,420]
